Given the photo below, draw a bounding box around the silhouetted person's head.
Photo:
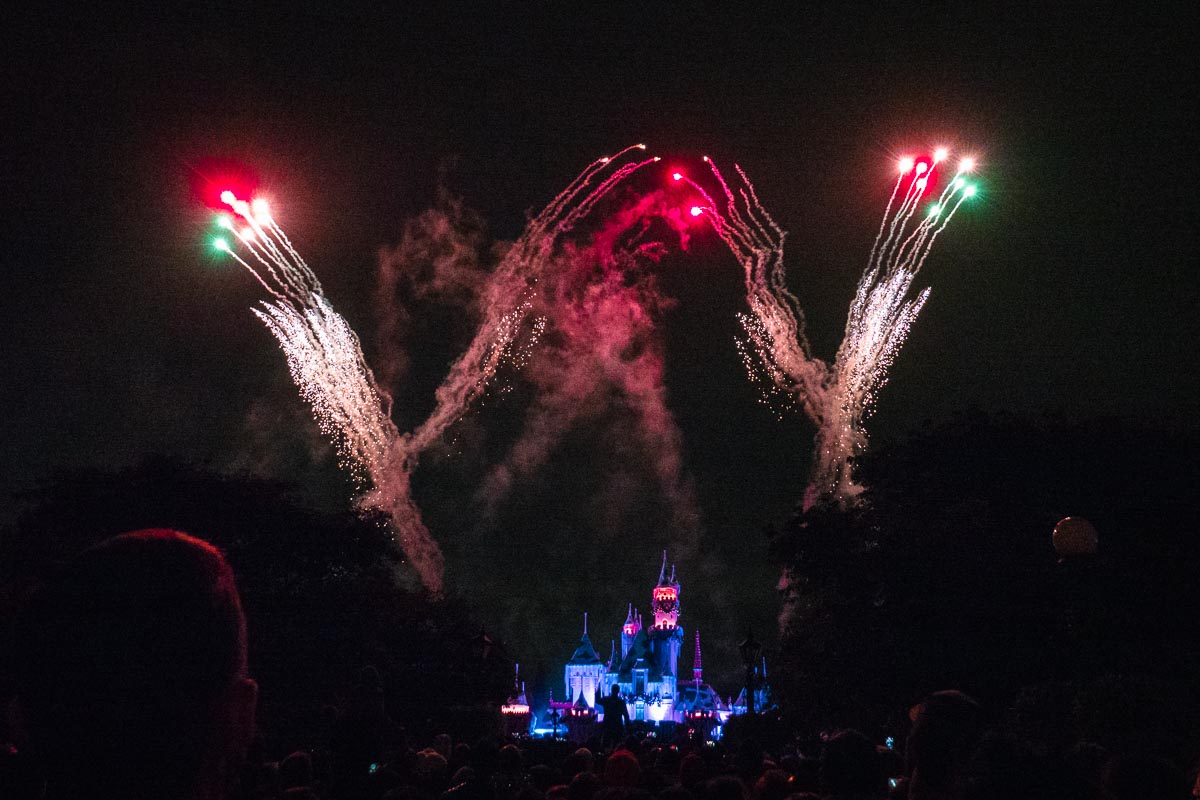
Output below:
[611,685,621,697]
[906,690,984,800]
[604,749,641,788]
[820,729,881,798]
[280,750,315,790]
[1101,753,1188,800]
[13,529,257,800]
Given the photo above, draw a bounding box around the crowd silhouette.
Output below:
[2,529,1196,799]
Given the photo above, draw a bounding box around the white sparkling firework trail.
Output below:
[402,145,658,456]
[685,152,977,508]
[215,193,444,591]
[212,147,654,591]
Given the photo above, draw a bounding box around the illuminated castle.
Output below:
[558,553,733,728]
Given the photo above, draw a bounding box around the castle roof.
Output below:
[568,632,603,665]
[675,681,727,714]
[610,624,680,682]
[656,550,680,589]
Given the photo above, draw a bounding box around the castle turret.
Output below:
[621,603,641,659]
[564,613,605,708]
[652,551,680,631]
[693,630,703,685]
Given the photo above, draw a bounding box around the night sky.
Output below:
[4,6,1196,683]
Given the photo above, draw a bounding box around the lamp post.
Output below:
[739,629,762,715]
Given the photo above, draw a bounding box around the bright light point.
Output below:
[702,155,710,162]
[933,147,949,162]
[652,156,661,162]
[929,204,942,216]
[898,157,915,173]
[964,185,977,198]
[239,227,255,241]
[959,157,976,172]
[213,238,230,251]
[600,157,609,164]
[216,215,234,229]
[916,177,927,190]
[219,190,236,205]
[690,206,703,217]
[251,198,270,217]
[637,144,646,149]
[915,162,928,175]
[232,200,250,215]
[672,172,683,181]
[953,178,965,189]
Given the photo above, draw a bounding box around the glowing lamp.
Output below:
[213,238,230,252]
[933,147,949,163]
[915,162,928,175]
[898,157,915,173]
[219,190,237,205]
[672,172,683,181]
[958,157,976,173]
[690,206,702,217]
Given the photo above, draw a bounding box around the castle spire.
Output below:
[693,630,703,685]
[583,612,588,636]
[658,550,667,584]
[670,563,676,584]
[625,603,633,624]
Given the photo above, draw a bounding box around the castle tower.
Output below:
[693,630,703,685]
[621,603,641,659]
[650,552,684,698]
[651,551,680,630]
[564,613,605,708]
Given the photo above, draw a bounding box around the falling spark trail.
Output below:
[403,146,658,456]
[688,152,977,508]
[211,147,655,592]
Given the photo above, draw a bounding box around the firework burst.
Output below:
[208,147,659,592]
[681,150,979,508]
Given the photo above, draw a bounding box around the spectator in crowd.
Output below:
[819,729,882,799]
[906,691,984,800]
[12,529,258,800]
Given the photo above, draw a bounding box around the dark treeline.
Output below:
[771,412,1200,761]
[2,413,1199,798]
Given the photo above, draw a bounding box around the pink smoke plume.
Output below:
[367,147,668,590]
[474,192,702,554]
[374,193,489,397]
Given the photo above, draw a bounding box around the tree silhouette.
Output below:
[770,413,1200,748]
